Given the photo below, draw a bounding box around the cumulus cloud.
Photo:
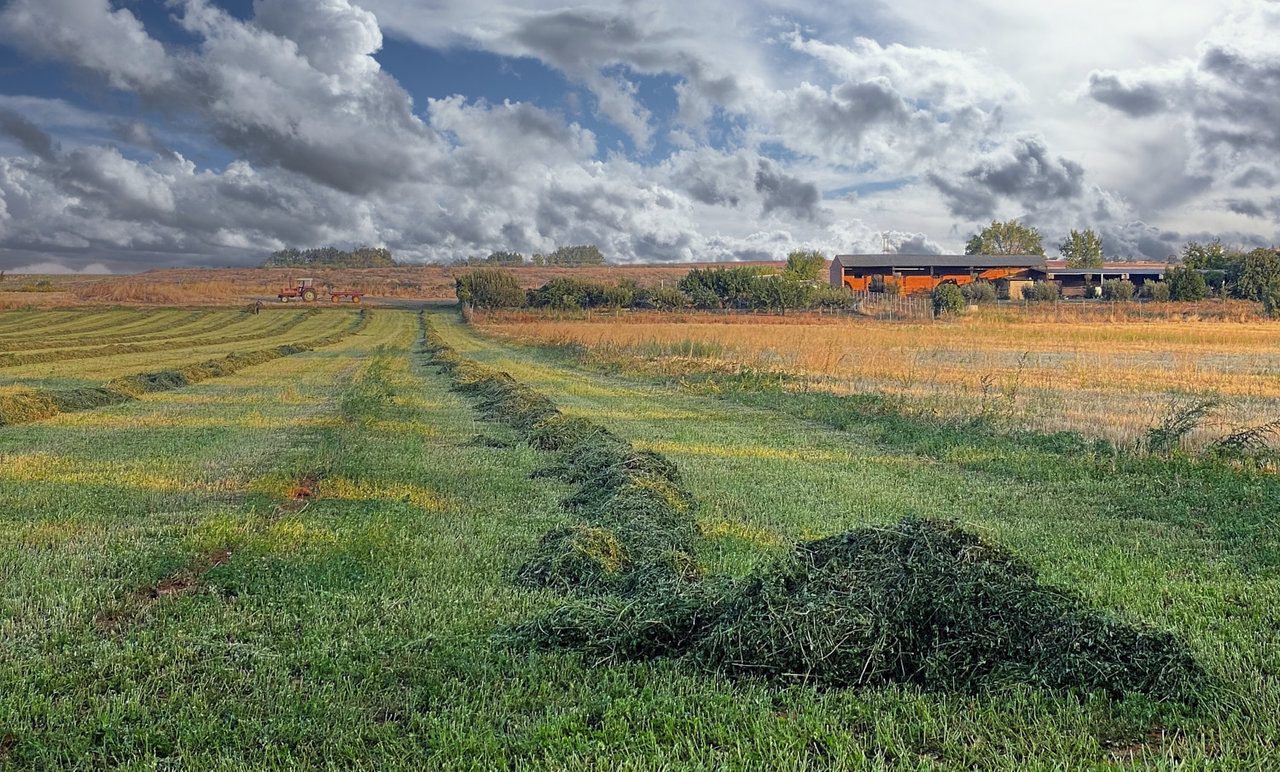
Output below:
[928,135,1084,220]
[0,0,1276,269]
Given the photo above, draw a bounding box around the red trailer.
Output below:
[278,278,363,303]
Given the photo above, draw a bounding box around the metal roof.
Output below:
[832,254,1046,269]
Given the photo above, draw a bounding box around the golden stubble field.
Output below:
[478,307,1280,449]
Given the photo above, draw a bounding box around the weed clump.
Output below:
[512,518,1205,700]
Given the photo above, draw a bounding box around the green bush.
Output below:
[1025,281,1061,302]
[811,284,859,310]
[455,269,526,309]
[961,281,997,304]
[1101,278,1135,301]
[931,283,965,316]
[1140,280,1171,302]
[635,286,687,310]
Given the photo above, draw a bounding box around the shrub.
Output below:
[931,283,965,316]
[455,269,525,309]
[528,278,610,310]
[602,283,636,308]
[634,286,687,310]
[1101,278,1135,301]
[1025,281,1061,302]
[811,284,859,310]
[1084,285,1101,300]
[1140,280,1171,302]
[960,281,997,304]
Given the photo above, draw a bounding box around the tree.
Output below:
[545,245,606,267]
[965,220,1045,256]
[1166,265,1207,301]
[784,249,825,280]
[1059,229,1104,268]
[485,251,525,267]
[1181,239,1232,270]
[1262,276,1280,318]
[1233,248,1280,301]
[931,282,965,316]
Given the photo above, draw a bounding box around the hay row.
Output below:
[422,313,1205,701]
[0,310,321,368]
[421,313,700,592]
[0,310,227,352]
[0,310,370,427]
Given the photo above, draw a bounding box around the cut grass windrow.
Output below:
[426,312,1207,702]
[0,309,320,368]
[0,309,233,352]
[422,313,699,592]
[0,310,369,427]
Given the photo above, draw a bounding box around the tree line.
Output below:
[451,245,607,268]
[263,246,396,268]
[456,250,850,313]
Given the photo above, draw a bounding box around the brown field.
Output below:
[0,261,786,307]
[476,304,1280,449]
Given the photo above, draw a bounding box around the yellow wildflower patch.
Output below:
[700,519,787,549]
[0,452,237,494]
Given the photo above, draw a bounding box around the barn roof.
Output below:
[832,254,1047,269]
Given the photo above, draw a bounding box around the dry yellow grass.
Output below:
[481,311,1280,449]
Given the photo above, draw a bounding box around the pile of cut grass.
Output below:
[426,312,1206,701]
[511,518,1206,700]
[0,310,368,427]
[423,315,699,592]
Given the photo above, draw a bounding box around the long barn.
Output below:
[830,254,1046,295]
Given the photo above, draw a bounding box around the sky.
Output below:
[0,0,1278,272]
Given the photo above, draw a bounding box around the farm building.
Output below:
[830,254,1046,296]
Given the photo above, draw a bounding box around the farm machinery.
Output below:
[278,278,363,303]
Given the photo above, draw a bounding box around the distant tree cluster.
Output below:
[454,250,852,313]
[264,246,395,268]
[452,245,609,268]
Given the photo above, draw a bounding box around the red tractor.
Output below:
[278,278,363,303]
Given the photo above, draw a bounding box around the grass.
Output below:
[0,307,1276,769]
[478,310,1280,450]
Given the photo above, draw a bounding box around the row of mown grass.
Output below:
[0,310,368,427]
[0,309,319,367]
[427,309,1280,769]
[423,313,1205,701]
[0,308,363,390]
[0,309,255,353]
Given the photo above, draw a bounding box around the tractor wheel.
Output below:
[303,290,316,302]
[280,296,288,303]
[352,295,361,303]
[331,295,339,302]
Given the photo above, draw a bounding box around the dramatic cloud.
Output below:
[0,0,1276,270]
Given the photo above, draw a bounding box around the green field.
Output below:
[1,307,1277,770]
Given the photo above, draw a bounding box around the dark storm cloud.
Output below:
[1084,73,1170,117]
[1224,197,1280,221]
[1233,166,1277,188]
[754,160,821,221]
[0,108,56,161]
[928,135,1083,218]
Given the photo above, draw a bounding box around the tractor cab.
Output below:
[279,277,319,302]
